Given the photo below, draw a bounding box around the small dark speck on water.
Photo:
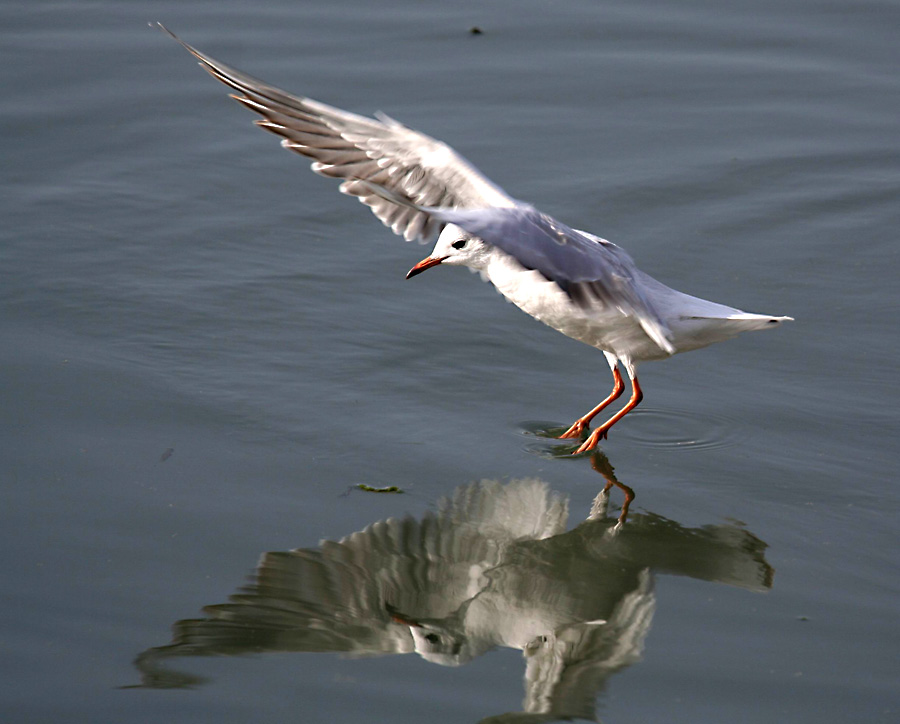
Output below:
[159,448,174,463]
[469,26,483,35]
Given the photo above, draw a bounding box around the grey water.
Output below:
[2,1,898,722]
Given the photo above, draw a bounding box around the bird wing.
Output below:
[159,24,515,242]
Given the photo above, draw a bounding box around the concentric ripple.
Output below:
[618,408,741,451]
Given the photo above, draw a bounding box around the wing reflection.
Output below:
[134,453,772,721]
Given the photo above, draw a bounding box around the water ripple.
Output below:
[620,408,742,451]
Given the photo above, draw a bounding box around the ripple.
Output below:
[517,409,741,455]
[618,408,742,451]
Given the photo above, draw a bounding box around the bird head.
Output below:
[406,224,491,279]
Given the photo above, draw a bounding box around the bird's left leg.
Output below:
[574,359,642,454]
[559,352,624,439]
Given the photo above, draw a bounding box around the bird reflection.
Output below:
[134,453,772,721]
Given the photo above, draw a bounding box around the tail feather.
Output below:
[690,312,793,334]
[725,313,793,327]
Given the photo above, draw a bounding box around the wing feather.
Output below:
[159,24,514,242]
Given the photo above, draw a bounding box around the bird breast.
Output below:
[484,252,663,359]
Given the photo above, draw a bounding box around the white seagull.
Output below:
[160,25,792,454]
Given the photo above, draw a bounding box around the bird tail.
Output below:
[695,312,793,332]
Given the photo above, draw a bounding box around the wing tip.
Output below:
[153,22,186,48]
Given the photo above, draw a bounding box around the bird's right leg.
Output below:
[559,352,624,440]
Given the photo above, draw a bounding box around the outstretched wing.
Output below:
[159,24,514,242]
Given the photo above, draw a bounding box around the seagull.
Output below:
[159,25,792,454]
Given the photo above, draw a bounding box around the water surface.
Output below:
[2,1,898,722]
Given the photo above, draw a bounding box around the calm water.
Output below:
[2,1,898,722]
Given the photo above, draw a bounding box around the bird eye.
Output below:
[451,239,467,250]
[424,633,441,644]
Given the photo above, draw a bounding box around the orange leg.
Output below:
[574,375,643,454]
[559,367,625,440]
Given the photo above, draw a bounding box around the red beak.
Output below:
[406,255,448,279]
